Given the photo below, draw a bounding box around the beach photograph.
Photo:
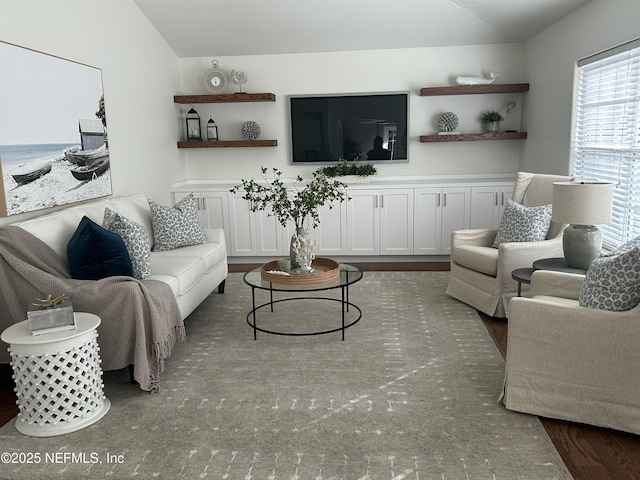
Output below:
[0,41,111,216]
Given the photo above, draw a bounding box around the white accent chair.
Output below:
[445,172,572,318]
[501,270,640,435]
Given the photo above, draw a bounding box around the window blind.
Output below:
[572,39,640,249]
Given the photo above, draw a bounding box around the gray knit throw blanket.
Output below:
[0,226,185,392]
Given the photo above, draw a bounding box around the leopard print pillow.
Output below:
[579,236,640,311]
[102,208,151,279]
[148,194,207,252]
[492,200,552,247]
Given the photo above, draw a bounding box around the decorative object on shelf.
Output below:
[241,120,261,140]
[231,69,248,94]
[438,111,459,133]
[28,293,75,335]
[504,101,518,132]
[204,59,229,94]
[317,158,377,182]
[185,107,202,141]
[552,181,614,269]
[230,167,348,268]
[455,72,499,85]
[206,117,218,141]
[480,110,504,133]
[292,228,317,273]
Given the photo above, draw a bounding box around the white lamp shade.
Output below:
[552,181,614,225]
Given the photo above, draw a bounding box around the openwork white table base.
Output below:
[1,313,110,437]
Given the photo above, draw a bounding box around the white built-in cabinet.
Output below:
[345,189,414,255]
[414,187,470,255]
[172,177,514,258]
[313,202,348,256]
[469,185,514,229]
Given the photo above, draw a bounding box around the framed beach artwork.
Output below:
[0,41,111,217]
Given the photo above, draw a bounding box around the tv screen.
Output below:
[289,92,409,164]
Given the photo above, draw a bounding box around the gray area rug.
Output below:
[0,272,572,479]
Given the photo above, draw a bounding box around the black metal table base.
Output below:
[247,290,362,340]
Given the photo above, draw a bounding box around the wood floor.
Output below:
[1,261,638,480]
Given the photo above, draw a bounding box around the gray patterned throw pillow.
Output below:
[579,236,640,311]
[492,200,553,247]
[148,194,207,251]
[102,207,151,279]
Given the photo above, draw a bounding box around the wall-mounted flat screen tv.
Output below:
[289,92,409,164]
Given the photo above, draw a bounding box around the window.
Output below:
[571,38,640,249]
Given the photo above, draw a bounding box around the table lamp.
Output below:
[552,181,614,269]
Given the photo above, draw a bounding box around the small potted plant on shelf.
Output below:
[317,157,377,184]
[230,167,348,268]
[481,110,505,133]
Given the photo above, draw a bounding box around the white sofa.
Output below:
[10,193,228,319]
[0,193,227,390]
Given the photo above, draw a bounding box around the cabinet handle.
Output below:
[374,195,378,208]
[501,192,505,205]
[495,192,498,206]
[437,193,441,207]
[380,195,384,208]
[443,193,447,207]
[202,198,206,210]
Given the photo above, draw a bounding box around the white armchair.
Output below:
[501,270,640,435]
[445,171,572,318]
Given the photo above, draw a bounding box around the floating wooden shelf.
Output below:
[420,83,529,96]
[420,132,528,143]
[174,93,276,103]
[177,140,278,148]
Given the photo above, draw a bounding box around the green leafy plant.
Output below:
[481,110,505,123]
[230,167,348,229]
[317,158,377,178]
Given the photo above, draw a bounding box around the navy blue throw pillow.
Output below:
[67,216,133,280]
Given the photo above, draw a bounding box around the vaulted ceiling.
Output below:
[133,0,591,58]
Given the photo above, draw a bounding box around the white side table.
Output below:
[1,312,110,437]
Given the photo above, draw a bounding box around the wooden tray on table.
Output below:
[260,257,340,284]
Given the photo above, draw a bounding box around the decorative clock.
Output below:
[204,60,229,94]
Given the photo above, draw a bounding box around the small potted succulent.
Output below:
[481,110,504,133]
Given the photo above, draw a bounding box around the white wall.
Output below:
[521,0,640,175]
[0,0,180,227]
[177,44,527,182]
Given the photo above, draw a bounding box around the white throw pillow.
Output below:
[579,236,640,311]
[102,207,151,279]
[492,200,552,247]
[148,194,207,251]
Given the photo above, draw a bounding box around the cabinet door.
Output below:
[228,193,257,256]
[440,187,471,254]
[470,186,501,229]
[255,208,285,256]
[314,201,347,256]
[470,185,514,229]
[497,186,514,220]
[379,189,414,255]
[413,188,442,254]
[346,189,379,255]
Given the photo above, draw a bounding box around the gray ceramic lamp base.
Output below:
[563,224,602,269]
